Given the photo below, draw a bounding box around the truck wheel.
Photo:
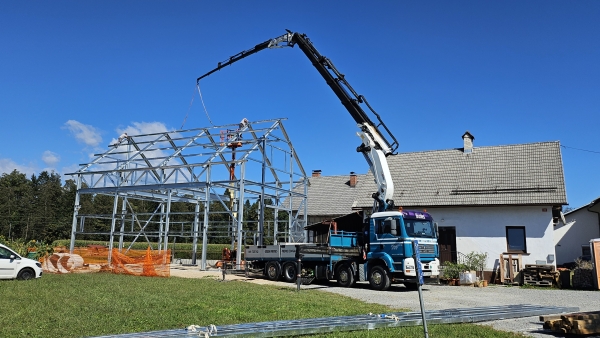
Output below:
[17,268,35,280]
[336,264,355,287]
[282,262,297,283]
[369,265,391,291]
[264,261,281,281]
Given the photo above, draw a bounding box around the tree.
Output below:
[0,170,34,240]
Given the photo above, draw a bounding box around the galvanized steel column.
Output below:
[69,175,82,254]
[236,161,246,269]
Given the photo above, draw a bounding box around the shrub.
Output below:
[0,236,53,259]
[575,257,593,270]
[442,262,467,279]
[463,251,488,272]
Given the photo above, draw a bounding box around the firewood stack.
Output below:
[541,311,600,335]
[572,268,595,289]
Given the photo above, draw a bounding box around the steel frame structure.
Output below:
[68,118,308,269]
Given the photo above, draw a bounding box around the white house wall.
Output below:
[555,208,600,265]
[427,206,556,270]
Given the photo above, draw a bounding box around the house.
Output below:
[296,132,567,277]
[555,198,600,265]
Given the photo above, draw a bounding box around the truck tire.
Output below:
[264,261,281,281]
[336,263,355,287]
[282,262,297,283]
[369,265,391,291]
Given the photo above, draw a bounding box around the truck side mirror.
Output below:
[434,222,439,238]
[390,219,397,236]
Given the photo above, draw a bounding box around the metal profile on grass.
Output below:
[67,118,308,269]
[92,304,579,337]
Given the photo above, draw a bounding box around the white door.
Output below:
[0,247,18,279]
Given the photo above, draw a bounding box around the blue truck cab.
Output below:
[365,210,439,290]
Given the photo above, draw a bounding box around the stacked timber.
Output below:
[522,264,558,287]
[541,311,600,335]
[572,268,595,290]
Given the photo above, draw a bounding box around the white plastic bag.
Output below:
[459,271,477,285]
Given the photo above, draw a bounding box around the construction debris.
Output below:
[541,310,600,335]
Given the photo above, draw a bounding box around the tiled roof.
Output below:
[293,174,369,216]
[294,141,567,216]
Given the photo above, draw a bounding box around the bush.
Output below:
[442,262,467,279]
[51,239,227,260]
[462,251,488,272]
[0,235,53,259]
[575,257,593,270]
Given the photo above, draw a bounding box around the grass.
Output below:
[1,273,525,338]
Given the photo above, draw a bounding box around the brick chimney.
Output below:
[462,131,475,154]
[349,172,357,187]
[312,170,322,177]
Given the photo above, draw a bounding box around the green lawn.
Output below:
[0,273,524,338]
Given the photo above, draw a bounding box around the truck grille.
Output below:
[418,243,435,254]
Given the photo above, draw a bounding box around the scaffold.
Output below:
[67,118,308,270]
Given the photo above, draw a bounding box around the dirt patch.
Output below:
[169,265,291,286]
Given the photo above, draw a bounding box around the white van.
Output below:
[0,243,43,280]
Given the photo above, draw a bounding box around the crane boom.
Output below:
[197,30,398,211]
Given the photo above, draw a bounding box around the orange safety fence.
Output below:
[41,246,170,277]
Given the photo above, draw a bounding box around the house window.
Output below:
[581,245,592,260]
[506,226,527,253]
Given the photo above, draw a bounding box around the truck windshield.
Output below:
[404,220,436,238]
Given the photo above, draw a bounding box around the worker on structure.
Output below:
[117,133,129,143]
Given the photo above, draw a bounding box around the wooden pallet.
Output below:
[541,311,600,335]
[522,264,558,287]
[523,279,553,286]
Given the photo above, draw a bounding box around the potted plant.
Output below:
[442,262,467,286]
[463,251,489,285]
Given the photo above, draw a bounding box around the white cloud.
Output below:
[64,120,103,147]
[115,122,170,139]
[0,158,36,176]
[110,121,173,147]
[42,151,60,166]
[60,164,81,177]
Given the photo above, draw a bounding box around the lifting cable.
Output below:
[180,83,216,130]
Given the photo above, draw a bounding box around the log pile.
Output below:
[522,264,558,287]
[572,268,595,290]
[541,311,600,335]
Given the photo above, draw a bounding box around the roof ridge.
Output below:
[396,140,560,155]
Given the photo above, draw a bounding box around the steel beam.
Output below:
[90,304,580,338]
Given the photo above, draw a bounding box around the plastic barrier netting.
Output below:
[41,246,170,277]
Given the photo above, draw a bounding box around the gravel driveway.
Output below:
[171,267,599,337]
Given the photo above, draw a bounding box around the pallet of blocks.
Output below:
[541,311,600,335]
[522,264,558,286]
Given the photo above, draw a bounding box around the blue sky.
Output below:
[1,1,599,209]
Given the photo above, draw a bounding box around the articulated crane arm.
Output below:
[197,30,399,212]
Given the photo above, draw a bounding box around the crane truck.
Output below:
[197,30,440,290]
